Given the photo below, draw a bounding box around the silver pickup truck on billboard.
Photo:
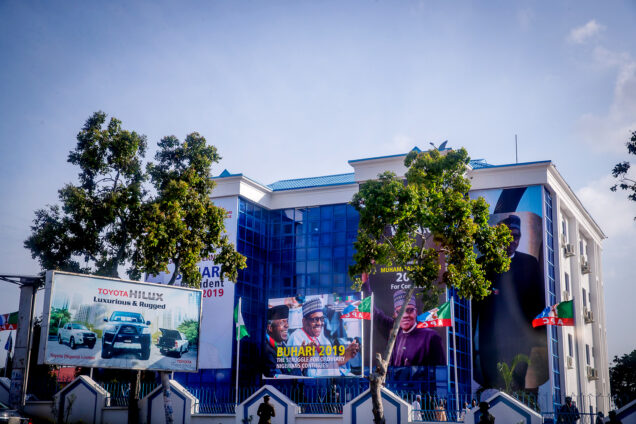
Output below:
[39,271,202,372]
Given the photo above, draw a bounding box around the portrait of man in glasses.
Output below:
[376,290,446,367]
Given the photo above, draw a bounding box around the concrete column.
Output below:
[8,282,37,409]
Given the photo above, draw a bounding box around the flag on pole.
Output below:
[532,300,574,328]
[234,300,249,340]
[4,332,12,351]
[416,301,452,328]
[340,297,371,320]
[0,312,18,331]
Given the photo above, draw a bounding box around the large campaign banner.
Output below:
[146,196,238,369]
[365,261,448,380]
[40,271,202,372]
[469,185,549,392]
[262,294,363,379]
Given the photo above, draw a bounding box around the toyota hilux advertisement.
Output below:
[39,271,202,372]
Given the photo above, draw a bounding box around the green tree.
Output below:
[136,133,246,424]
[48,307,72,336]
[24,112,148,423]
[610,349,636,408]
[349,148,511,424]
[136,133,246,286]
[24,111,147,278]
[497,354,531,394]
[177,320,199,346]
[611,130,636,219]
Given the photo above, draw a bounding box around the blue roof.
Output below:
[267,173,356,191]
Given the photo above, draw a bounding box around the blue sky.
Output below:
[0,1,635,360]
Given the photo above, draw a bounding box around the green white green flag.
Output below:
[234,298,249,340]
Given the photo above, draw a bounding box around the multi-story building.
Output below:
[174,147,609,414]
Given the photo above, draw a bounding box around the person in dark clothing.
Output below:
[608,410,623,423]
[472,214,548,390]
[257,395,275,424]
[557,397,580,423]
[478,401,495,423]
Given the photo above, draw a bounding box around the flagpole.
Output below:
[369,292,374,376]
[450,296,460,412]
[235,297,241,406]
[359,292,364,376]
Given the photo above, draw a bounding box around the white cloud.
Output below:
[577,176,636,358]
[577,175,636,239]
[517,8,534,31]
[567,20,604,44]
[577,59,636,152]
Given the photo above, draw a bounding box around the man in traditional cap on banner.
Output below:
[287,297,360,376]
[263,304,302,377]
[379,290,446,367]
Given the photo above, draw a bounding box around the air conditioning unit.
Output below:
[584,309,594,324]
[563,244,576,257]
[581,258,591,274]
[566,356,574,369]
[562,290,570,301]
[586,366,599,380]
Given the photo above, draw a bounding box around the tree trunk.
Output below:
[368,285,418,424]
[127,370,141,424]
[168,260,180,285]
[161,371,174,424]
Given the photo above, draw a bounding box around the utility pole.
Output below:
[0,275,43,410]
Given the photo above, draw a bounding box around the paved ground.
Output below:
[45,336,198,371]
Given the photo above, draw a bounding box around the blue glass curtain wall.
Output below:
[544,188,561,403]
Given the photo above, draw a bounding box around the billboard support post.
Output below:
[9,280,38,410]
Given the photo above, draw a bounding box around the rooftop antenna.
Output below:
[515,134,518,163]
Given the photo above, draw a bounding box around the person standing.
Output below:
[608,410,623,424]
[257,395,275,424]
[412,394,422,421]
[557,397,580,423]
[478,402,495,423]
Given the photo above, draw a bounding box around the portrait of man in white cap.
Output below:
[287,296,360,376]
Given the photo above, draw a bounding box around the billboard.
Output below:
[470,186,549,392]
[262,294,363,379]
[146,196,238,369]
[40,271,202,372]
[365,263,448,380]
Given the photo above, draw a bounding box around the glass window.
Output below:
[582,288,587,307]
[564,273,570,292]
[585,344,590,365]
[568,334,573,357]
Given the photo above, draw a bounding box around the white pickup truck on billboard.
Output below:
[39,271,202,372]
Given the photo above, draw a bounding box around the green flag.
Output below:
[234,300,249,340]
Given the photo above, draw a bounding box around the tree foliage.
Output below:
[177,319,200,346]
[611,130,636,219]
[24,111,147,278]
[350,148,511,297]
[136,133,246,286]
[497,354,530,394]
[610,349,636,408]
[349,147,511,424]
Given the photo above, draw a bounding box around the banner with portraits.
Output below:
[262,293,363,379]
[469,185,549,392]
